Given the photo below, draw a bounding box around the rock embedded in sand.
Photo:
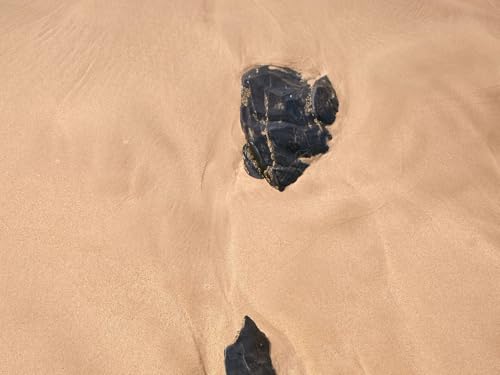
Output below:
[240,65,339,191]
[224,316,276,375]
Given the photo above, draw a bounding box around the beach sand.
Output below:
[1,1,499,373]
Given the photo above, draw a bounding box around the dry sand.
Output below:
[1,1,499,374]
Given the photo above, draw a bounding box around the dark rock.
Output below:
[312,76,339,125]
[224,316,276,375]
[240,65,339,191]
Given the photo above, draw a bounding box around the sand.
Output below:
[1,1,499,374]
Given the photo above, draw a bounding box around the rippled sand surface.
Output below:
[1,1,499,374]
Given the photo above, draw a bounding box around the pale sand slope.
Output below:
[0,1,499,374]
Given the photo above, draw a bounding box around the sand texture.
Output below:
[1,1,499,374]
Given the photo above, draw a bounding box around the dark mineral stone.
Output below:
[240,65,339,191]
[224,316,276,375]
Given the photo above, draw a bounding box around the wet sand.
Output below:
[1,1,499,374]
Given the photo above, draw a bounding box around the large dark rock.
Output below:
[224,316,276,375]
[240,65,339,191]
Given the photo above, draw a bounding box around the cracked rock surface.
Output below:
[224,316,276,375]
[240,65,339,191]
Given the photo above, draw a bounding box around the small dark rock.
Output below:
[240,65,339,191]
[224,316,276,375]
